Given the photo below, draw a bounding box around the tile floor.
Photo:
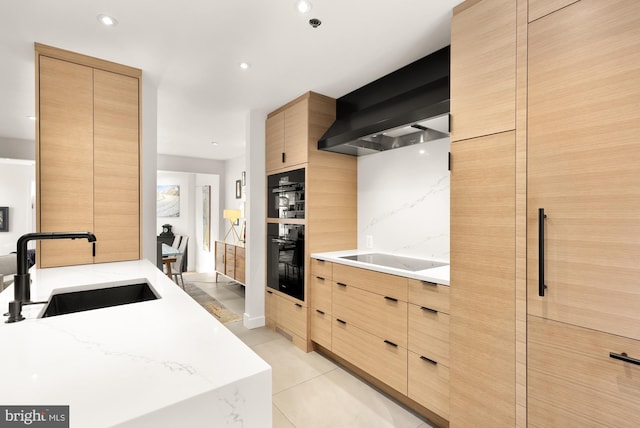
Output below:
[183,272,435,428]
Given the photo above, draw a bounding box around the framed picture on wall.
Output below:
[0,207,8,232]
[235,180,242,199]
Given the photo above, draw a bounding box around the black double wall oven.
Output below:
[266,168,305,301]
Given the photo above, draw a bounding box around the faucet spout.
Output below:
[6,231,97,323]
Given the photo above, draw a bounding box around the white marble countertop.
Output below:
[311,250,450,286]
[0,260,271,427]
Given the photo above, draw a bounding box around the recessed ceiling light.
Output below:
[419,149,426,155]
[239,62,250,70]
[97,14,118,27]
[211,142,219,146]
[295,0,312,14]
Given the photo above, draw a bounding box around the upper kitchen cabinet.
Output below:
[450,0,516,142]
[36,44,141,268]
[528,0,579,22]
[265,92,334,173]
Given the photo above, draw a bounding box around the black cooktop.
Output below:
[339,253,447,272]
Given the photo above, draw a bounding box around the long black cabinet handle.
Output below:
[384,340,398,348]
[316,276,325,281]
[336,318,347,324]
[316,309,325,315]
[421,306,438,314]
[295,303,302,308]
[384,296,398,302]
[538,208,547,297]
[336,282,348,287]
[610,352,640,366]
[266,290,273,294]
[421,281,437,286]
[420,355,438,365]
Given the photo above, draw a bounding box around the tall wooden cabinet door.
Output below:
[450,0,516,142]
[283,99,308,167]
[265,110,284,172]
[449,132,515,427]
[215,241,225,273]
[527,0,640,341]
[93,69,140,263]
[38,56,95,267]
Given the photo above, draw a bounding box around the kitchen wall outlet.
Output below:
[365,235,374,249]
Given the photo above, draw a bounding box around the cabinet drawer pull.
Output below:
[538,208,547,297]
[421,280,437,286]
[610,352,640,366]
[420,306,438,314]
[282,152,285,163]
[384,296,398,302]
[384,339,398,348]
[295,303,302,308]
[316,309,325,315]
[420,355,438,365]
[336,282,348,287]
[336,318,347,325]
[316,276,325,281]
[266,290,273,294]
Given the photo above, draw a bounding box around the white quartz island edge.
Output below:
[0,260,271,428]
[311,250,450,286]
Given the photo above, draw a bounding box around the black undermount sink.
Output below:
[41,282,158,318]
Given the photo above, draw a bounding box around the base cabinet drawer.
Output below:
[332,318,407,395]
[310,308,332,349]
[408,351,449,420]
[408,279,450,313]
[311,258,332,279]
[528,316,640,428]
[408,304,450,367]
[310,275,331,313]
[277,298,308,340]
[333,282,408,348]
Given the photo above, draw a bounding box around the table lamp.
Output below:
[223,209,242,243]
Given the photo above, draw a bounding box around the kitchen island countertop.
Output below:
[0,259,271,427]
[311,250,449,286]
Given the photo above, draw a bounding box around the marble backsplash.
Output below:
[357,137,450,262]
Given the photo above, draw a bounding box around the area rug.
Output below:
[183,282,242,324]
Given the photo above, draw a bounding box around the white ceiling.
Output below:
[0,0,462,161]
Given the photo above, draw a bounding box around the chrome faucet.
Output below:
[5,232,97,323]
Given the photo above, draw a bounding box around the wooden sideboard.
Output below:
[215,241,245,285]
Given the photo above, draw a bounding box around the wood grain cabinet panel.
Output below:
[36,46,141,268]
[310,258,332,279]
[450,131,516,427]
[277,297,308,343]
[310,308,332,350]
[93,69,140,263]
[310,275,331,314]
[332,263,407,301]
[234,247,245,284]
[408,304,449,367]
[215,241,225,274]
[38,56,95,267]
[527,0,640,342]
[450,0,516,142]
[528,315,640,427]
[408,351,450,420]
[528,0,579,22]
[407,279,450,314]
[225,245,236,279]
[333,318,407,395]
[332,281,408,349]
[265,111,285,172]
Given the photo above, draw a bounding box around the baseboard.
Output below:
[243,313,265,329]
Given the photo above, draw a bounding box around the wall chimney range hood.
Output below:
[318,46,450,156]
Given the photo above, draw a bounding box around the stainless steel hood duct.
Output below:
[318,46,450,156]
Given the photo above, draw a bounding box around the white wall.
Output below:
[0,161,35,254]
[141,77,158,265]
[357,138,450,262]
[223,155,246,242]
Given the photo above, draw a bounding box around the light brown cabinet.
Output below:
[265,92,357,352]
[36,44,141,268]
[311,259,450,424]
[450,0,516,142]
[214,241,245,285]
[526,1,640,425]
[265,97,309,173]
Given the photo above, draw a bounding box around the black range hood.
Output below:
[318,46,450,156]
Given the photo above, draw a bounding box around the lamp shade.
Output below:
[223,209,242,220]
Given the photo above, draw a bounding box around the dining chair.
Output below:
[171,236,189,288]
[171,235,182,249]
